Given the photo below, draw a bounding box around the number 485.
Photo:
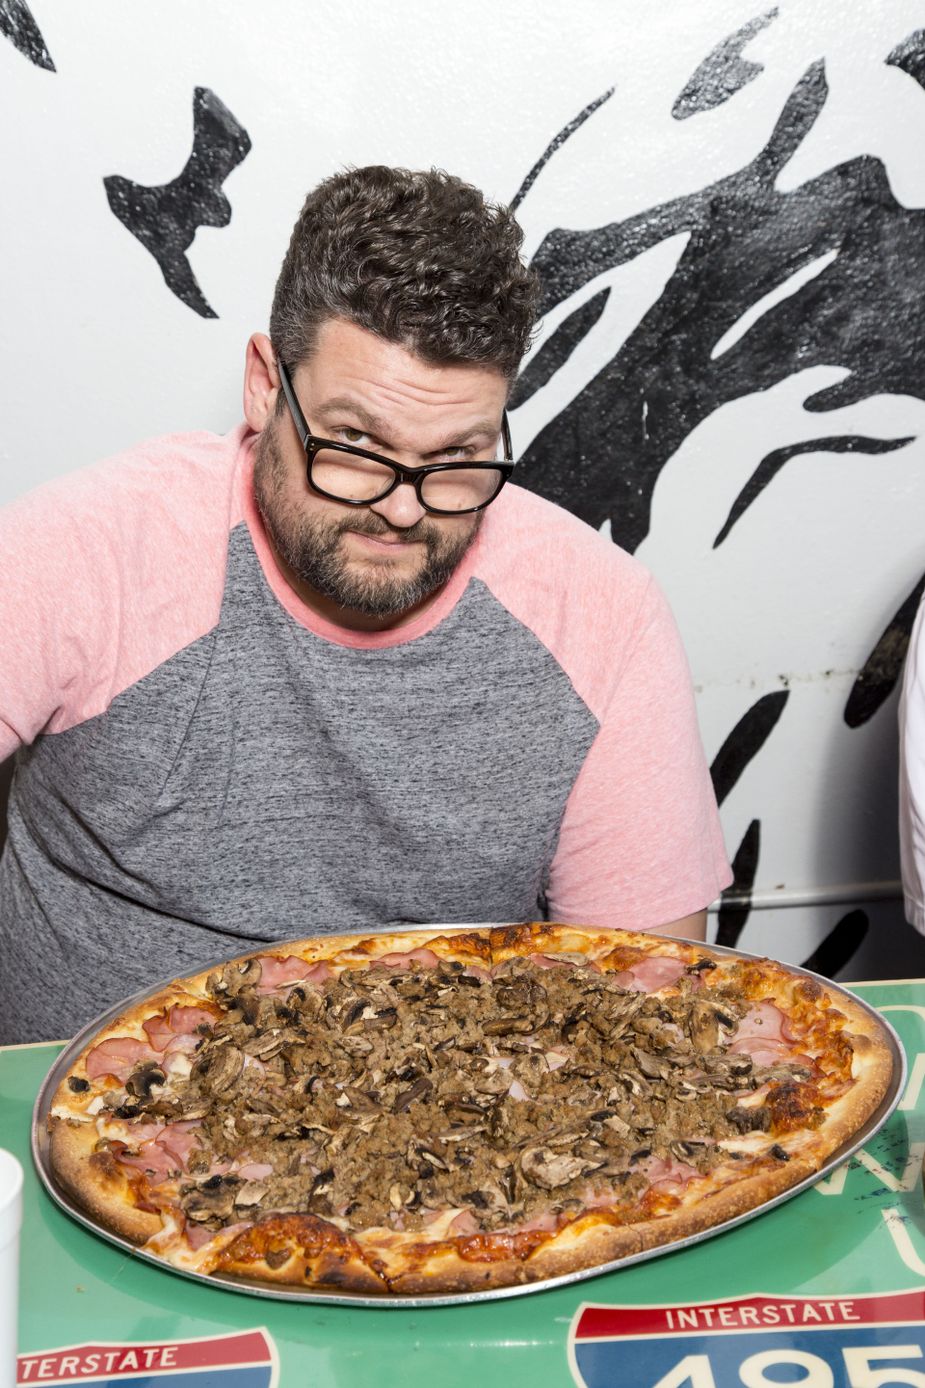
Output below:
[653,1345,925,1388]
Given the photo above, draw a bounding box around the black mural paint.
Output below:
[104,87,251,319]
[713,434,915,548]
[672,9,777,120]
[710,690,789,807]
[516,54,925,552]
[887,29,925,91]
[0,0,53,70]
[508,289,610,411]
[845,572,925,728]
[715,819,760,949]
[510,87,615,215]
[800,909,868,978]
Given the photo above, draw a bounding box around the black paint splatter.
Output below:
[708,695,788,945]
[672,9,778,119]
[510,87,615,215]
[508,289,609,411]
[104,87,251,319]
[887,29,925,91]
[516,56,925,552]
[0,0,53,70]
[713,435,915,548]
[845,573,925,728]
[801,909,868,977]
[715,819,760,948]
[710,690,789,807]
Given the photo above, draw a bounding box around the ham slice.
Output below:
[86,1037,156,1082]
[527,953,572,970]
[727,1002,799,1064]
[254,955,332,994]
[168,1005,216,1033]
[732,1001,787,1042]
[614,956,687,993]
[141,1015,174,1052]
[114,1120,200,1184]
[235,1161,274,1181]
[118,1122,161,1146]
[448,1210,481,1236]
[727,1037,793,1065]
[184,1220,250,1251]
[636,1154,700,1193]
[378,947,440,969]
[517,1210,561,1233]
[155,1124,200,1167]
[163,1032,202,1057]
[116,1140,180,1184]
[142,1004,216,1053]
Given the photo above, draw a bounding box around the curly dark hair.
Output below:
[269,165,538,382]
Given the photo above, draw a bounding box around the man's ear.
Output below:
[243,333,279,431]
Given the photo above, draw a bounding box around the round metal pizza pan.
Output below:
[31,926,907,1308]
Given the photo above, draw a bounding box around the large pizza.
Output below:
[46,923,894,1296]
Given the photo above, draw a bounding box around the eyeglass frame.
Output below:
[275,359,515,517]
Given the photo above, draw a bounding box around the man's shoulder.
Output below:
[5,425,249,536]
[476,483,651,603]
[470,485,668,714]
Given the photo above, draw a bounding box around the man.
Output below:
[0,166,730,1042]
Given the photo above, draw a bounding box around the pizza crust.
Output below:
[46,922,897,1297]
[48,1120,162,1244]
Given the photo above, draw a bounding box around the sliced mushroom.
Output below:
[234,1181,270,1208]
[210,957,263,998]
[633,1048,669,1080]
[244,1031,284,1060]
[483,1016,534,1036]
[393,1076,433,1111]
[365,1006,398,1030]
[197,1045,244,1094]
[441,1096,488,1122]
[520,1145,602,1190]
[688,1001,724,1053]
[182,1177,239,1223]
[126,1063,168,1099]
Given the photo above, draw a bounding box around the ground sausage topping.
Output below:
[109,955,819,1236]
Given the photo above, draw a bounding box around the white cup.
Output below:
[0,1151,23,1388]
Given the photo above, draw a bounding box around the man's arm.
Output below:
[659,909,707,941]
[545,576,731,933]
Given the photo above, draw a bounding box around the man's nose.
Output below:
[368,479,428,530]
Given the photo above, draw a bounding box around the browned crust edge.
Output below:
[48,1119,162,1245]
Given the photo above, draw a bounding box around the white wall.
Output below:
[3,0,923,976]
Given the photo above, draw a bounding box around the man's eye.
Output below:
[339,427,367,445]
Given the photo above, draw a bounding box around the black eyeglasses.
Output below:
[276,360,515,516]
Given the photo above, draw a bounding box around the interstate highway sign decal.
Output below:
[569,1290,925,1387]
[16,1328,278,1387]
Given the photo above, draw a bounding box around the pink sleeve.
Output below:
[0,430,245,760]
[0,485,110,759]
[545,578,731,931]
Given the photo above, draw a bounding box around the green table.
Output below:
[4,982,925,1388]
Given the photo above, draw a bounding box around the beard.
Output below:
[252,424,482,619]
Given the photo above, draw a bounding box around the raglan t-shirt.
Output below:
[0,425,731,1042]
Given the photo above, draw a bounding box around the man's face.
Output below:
[252,320,509,629]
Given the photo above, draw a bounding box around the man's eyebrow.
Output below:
[314,397,499,449]
[315,398,389,435]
